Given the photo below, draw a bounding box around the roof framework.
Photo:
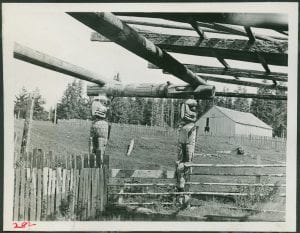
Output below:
[69,12,288,100]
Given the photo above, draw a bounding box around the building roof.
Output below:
[214,106,272,130]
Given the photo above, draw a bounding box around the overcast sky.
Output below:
[3,4,289,110]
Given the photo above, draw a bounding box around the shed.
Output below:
[196,106,273,137]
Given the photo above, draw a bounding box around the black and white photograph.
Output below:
[2,2,298,232]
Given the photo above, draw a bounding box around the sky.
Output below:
[3,5,288,110]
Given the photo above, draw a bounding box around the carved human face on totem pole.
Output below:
[91,94,109,120]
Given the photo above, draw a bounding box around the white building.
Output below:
[196,106,273,137]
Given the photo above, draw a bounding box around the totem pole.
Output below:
[176,98,198,205]
[89,94,110,167]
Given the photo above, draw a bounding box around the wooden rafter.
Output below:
[114,13,288,31]
[91,31,288,66]
[201,75,286,91]
[147,63,288,82]
[68,12,207,87]
[215,92,287,100]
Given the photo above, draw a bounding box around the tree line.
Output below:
[14,80,287,137]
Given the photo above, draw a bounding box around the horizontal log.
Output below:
[215,92,287,100]
[108,182,285,187]
[110,168,175,179]
[148,63,288,82]
[114,13,288,31]
[190,173,285,177]
[110,191,286,197]
[201,75,287,91]
[185,163,286,168]
[87,83,215,98]
[14,43,109,86]
[69,12,207,86]
[112,203,286,213]
[91,31,288,66]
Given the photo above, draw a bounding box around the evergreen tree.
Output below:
[233,86,250,112]
[14,87,29,119]
[57,80,91,120]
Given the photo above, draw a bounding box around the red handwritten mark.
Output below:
[13,221,37,229]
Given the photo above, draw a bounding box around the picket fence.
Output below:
[13,149,109,221]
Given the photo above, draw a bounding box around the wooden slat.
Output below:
[62,169,66,200]
[148,63,288,82]
[215,92,287,100]
[78,168,84,220]
[91,31,288,66]
[13,168,21,220]
[185,163,286,168]
[50,169,56,214]
[110,169,175,179]
[56,168,62,215]
[29,168,37,221]
[42,167,49,220]
[87,169,92,219]
[19,168,26,220]
[190,173,285,177]
[46,169,52,216]
[95,168,101,216]
[36,168,42,221]
[90,168,97,218]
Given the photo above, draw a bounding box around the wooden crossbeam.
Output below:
[14,42,109,86]
[215,92,287,100]
[148,63,287,82]
[69,12,207,87]
[184,163,286,168]
[201,75,287,91]
[114,13,288,31]
[91,31,288,66]
[244,26,256,43]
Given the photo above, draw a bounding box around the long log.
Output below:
[215,92,287,100]
[87,83,215,98]
[148,63,288,82]
[68,12,207,87]
[14,43,109,86]
[87,84,287,100]
[123,19,287,41]
[114,13,288,31]
[201,75,287,91]
[91,31,288,66]
[184,163,285,168]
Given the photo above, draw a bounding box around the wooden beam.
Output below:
[69,12,207,87]
[215,92,287,100]
[201,75,287,91]
[244,26,256,43]
[148,63,288,82]
[124,18,287,41]
[114,13,288,31]
[190,21,206,40]
[14,43,109,86]
[184,163,285,168]
[87,83,215,98]
[91,31,288,66]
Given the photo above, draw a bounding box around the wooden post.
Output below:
[20,94,35,155]
[170,99,174,128]
[53,103,57,124]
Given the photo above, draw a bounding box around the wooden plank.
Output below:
[110,169,176,179]
[185,163,286,168]
[201,75,286,91]
[91,31,288,66]
[148,63,288,82]
[69,12,207,87]
[42,167,49,220]
[19,169,26,220]
[114,13,288,31]
[46,169,52,216]
[62,169,66,200]
[95,168,101,217]
[74,169,80,219]
[50,169,56,215]
[190,173,285,177]
[56,168,62,215]
[87,168,92,219]
[215,92,287,100]
[29,168,37,221]
[90,168,97,218]
[77,168,84,220]
[13,168,21,220]
[36,168,42,221]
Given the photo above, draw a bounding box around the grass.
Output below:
[14,119,286,221]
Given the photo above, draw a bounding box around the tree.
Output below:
[57,80,91,120]
[233,86,250,112]
[14,87,48,120]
